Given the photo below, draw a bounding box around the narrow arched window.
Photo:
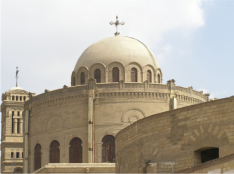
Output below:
[34,144,42,171]
[12,96,15,101]
[23,96,26,101]
[94,69,101,83]
[157,74,160,83]
[131,68,137,82]
[102,135,115,163]
[16,96,18,101]
[112,67,119,82]
[72,77,75,86]
[17,111,20,116]
[50,140,60,163]
[81,72,85,85]
[69,137,82,163]
[147,70,152,83]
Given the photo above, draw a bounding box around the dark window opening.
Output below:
[201,148,219,163]
[50,140,60,163]
[20,96,22,101]
[112,67,119,82]
[147,70,152,83]
[34,144,42,170]
[157,74,160,83]
[12,111,14,116]
[16,152,19,158]
[72,77,75,86]
[17,119,19,133]
[69,137,82,163]
[131,68,137,82]
[11,152,14,158]
[12,96,15,101]
[17,111,20,116]
[81,72,85,85]
[16,96,18,101]
[23,96,26,101]
[22,152,23,158]
[102,135,115,163]
[94,69,101,83]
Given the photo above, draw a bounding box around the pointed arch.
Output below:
[69,137,82,163]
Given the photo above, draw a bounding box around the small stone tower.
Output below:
[1,87,29,173]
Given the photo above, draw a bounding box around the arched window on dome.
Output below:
[72,77,75,86]
[94,69,101,83]
[50,140,60,163]
[157,74,161,83]
[69,137,82,163]
[80,72,85,85]
[131,68,137,82]
[102,135,115,163]
[147,70,152,83]
[112,67,119,82]
[34,144,42,171]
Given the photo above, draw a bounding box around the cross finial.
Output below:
[110,16,124,36]
[16,67,19,87]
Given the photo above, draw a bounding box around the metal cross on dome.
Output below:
[110,16,124,36]
[16,67,19,87]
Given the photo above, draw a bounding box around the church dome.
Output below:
[72,36,162,85]
[74,36,160,72]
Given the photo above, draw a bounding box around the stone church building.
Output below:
[1,27,233,173]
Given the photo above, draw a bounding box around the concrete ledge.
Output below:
[34,163,115,173]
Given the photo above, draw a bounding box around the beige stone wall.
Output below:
[176,153,234,173]
[115,96,234,173]
[24,80,209,173]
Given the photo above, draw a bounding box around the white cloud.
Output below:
[1,0,207,94]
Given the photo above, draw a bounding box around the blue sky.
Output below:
[1,0,234,99]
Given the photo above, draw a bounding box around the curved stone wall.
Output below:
[24,80,209,172]
[115,96,234,173]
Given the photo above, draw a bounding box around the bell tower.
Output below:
[1,86,30,173]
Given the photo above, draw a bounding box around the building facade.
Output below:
[2,35,211,173]
[115,96,234,173]
[1,87,31,173]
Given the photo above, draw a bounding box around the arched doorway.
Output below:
[102,135,115,163]
[34,144,42,170]
[69,137,82,163]
[50,140,60,163]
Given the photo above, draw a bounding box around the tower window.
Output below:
[12,96,15,101]
[20,96,22,101]
[94,69,101,83]
[16,96,18,101]
[131,68,137,82]
[81,72,85,85]
[22,152,23,158]
[23,96,26,101]
[16,152,19,158]
[72,77,75,86]
[17,111,20,116]
[11,152,14,158]
[12,111,14,116]
[112,67,119,82]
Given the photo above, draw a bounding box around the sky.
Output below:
[1,0,234,100]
